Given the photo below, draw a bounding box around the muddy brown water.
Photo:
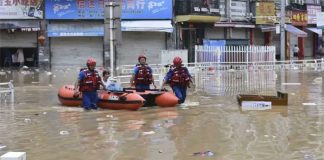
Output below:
[0,67,323,160]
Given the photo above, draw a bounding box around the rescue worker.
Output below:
[161,56,192,104]
[74,58,105,110]
[130,54,157,90]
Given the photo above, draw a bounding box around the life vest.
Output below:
[134,64,153,85]
[79,69,102,92]
[170,66,191,87]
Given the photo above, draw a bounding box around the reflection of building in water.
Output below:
[199,70,276,95]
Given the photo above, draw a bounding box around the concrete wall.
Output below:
[50,37,103,67]
[0,31,37,48]
[117,32,166,66]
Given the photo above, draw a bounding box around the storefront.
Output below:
[45,0,173,67]
[0,0,43,67]
[117,0,173,66]
[253,2,277,46]
[289,10,308,59]
[45,0,104,67]
[306,5,322,58]
[47,22,104,67]
[211,22,255,44]
[175,0,221,62]
[199,0,252,49]
[118,20,173,66]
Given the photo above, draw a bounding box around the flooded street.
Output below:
[0,67,324,160]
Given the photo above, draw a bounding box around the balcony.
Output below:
[175,0,221,23]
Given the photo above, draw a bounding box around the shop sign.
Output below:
[122,0,172,19]
[291,11,307,26]
[307,5,321,24]
[21,28,40,32]
[317,12,324,29]
[255,2,276,25]
[45,0,172,19]
[192,6,219,15]
[275,10,292,24]
[231,1,246,17]
[0,0,43,19]
[189,0,219,15]
[47,23,104,37]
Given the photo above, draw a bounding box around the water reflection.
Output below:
[199,70,277,95]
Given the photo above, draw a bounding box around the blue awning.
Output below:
[47,22,104,37]
[306,28,322,37]
[259,25,276,32]
[121,20,173,33]
[286,25,308,37]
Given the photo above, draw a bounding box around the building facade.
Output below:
[0,0,43,67]
[0,0,323,68]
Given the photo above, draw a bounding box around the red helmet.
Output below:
[86,58,96,66]
[138,54,146,61]
[173,56,182,65]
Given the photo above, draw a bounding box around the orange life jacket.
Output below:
[134,64,153,85]
[79,69,101,92]
[170,66,191,87]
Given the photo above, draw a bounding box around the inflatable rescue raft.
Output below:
[58,85,145,110]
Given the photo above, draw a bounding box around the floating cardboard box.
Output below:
[237,91,288,106]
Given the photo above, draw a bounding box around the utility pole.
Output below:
[109,1,115,77]
[280,0,286,61]
[226,0,232,38]
[104,1,120,77]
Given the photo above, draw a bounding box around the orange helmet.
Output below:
[138,54,146,61]
[173,56,182,65]
[86,58,96,66]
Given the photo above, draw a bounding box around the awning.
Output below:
[175,15,221,23]
[121,20,173,33]
[259,25,276,32]
[286,25,308,37]
[214,22,255,28]
[306,28,322,37]
[0,20,40,30]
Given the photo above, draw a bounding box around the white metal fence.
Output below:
[195,45,276,63]
[116,59,324,94]
[0,80,14,103]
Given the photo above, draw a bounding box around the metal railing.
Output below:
[118,59,324,75]
[116,59,324,93]
[195,45,276,64]
[0,80,14,103]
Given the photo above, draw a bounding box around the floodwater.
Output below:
[0,67,324,160]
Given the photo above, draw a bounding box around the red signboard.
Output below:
[292,11,308,26]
